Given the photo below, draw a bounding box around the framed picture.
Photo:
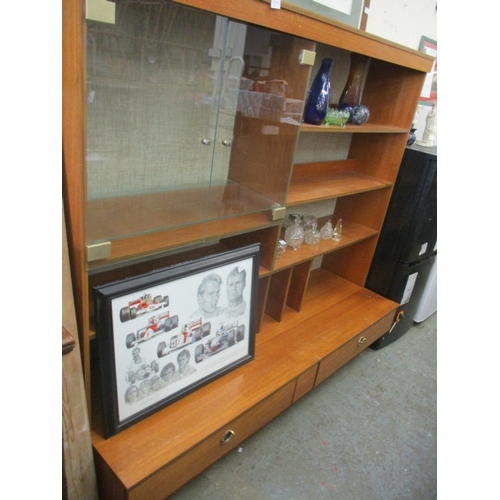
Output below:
[419,36,437,105]
[264,0,366,29]
[94,244,260,438]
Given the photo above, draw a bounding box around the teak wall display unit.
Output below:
[62,0,434,497]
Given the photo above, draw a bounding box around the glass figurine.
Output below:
[305,221,321,245]
[320,219,334,240]
[276,239,287,258]
[284,216,305,251]
[333,218,343,241]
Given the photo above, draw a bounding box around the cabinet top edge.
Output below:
[173,0,434,73]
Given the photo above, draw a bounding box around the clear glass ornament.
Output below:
[333,218,343,241]
[302,214,316,229]
[285,216,305,251]
[305,221,321,245]
[320,219,334,240]
[276,239,287,258]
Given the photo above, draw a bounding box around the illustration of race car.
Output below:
[120,293,169,322]
[125,311,179,349]
[194,322,245,363]
[125,359,160,385]
[157,318,211,358]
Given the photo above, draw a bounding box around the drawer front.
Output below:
[315,314,393,387]
[292,365,318,403]
[129,381,295,500]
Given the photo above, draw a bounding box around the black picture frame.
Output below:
[94,244,260,438]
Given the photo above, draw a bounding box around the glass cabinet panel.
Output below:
[85,0,313,254]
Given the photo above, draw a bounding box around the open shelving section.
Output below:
[62,0,434,497]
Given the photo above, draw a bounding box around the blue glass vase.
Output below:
[303,58,334,125]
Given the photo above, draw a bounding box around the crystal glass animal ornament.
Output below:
[333,218,343,241]
[285,216,305,251]
[320,219,334,240]
[303,58,334,125]
[305,221,321,245]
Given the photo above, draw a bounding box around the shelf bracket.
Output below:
[86,0,116,24]
[87,241,112,262]
[271,204,287,221]
[299,50,316,66]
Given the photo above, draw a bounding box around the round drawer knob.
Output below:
[221,429,236,444]
[221,139,232,147]
[358,336,366,346]
[201,138,212,146]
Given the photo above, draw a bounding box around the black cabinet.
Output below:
[366,144,437,349]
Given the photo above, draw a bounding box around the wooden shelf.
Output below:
[299,123,408,134]
[87,182,276,243]
[86,205,281,270]
[286,161,392,207]
[273,219,377,272]
[91,270,398,498]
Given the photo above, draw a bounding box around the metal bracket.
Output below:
[86,0,116,24]
[271,204,287,221]
[299,49,316,66]
[87,241,112,262]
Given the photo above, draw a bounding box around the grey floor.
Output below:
[169,312,437,500]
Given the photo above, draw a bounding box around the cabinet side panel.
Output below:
[94,451,128,500]
[349,134,408,183]
[334,189,393,231]
[62,0,92,406]
[257,276,271,333]
[362,60,427,129]
[321,237,378,287]
[265,268,293,321]
[287,260,313,311]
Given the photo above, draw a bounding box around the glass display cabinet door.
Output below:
[85,3,234,252]
[85,0,313,264]
[209,23,315,223]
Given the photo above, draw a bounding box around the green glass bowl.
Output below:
[325,107,350,127]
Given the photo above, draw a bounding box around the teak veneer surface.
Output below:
[92,270,397,491]
[174,0,434,73]
[299,123,408,134]
[287,170,391,206]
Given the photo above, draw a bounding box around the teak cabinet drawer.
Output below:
[127,381,295,500]
[315,314,393,387]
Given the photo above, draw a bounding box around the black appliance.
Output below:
[366,144,437,349]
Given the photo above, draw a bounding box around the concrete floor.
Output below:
[168,313,437,500]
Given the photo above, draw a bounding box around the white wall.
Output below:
[365,0,437,50]
[364,0,437,143]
